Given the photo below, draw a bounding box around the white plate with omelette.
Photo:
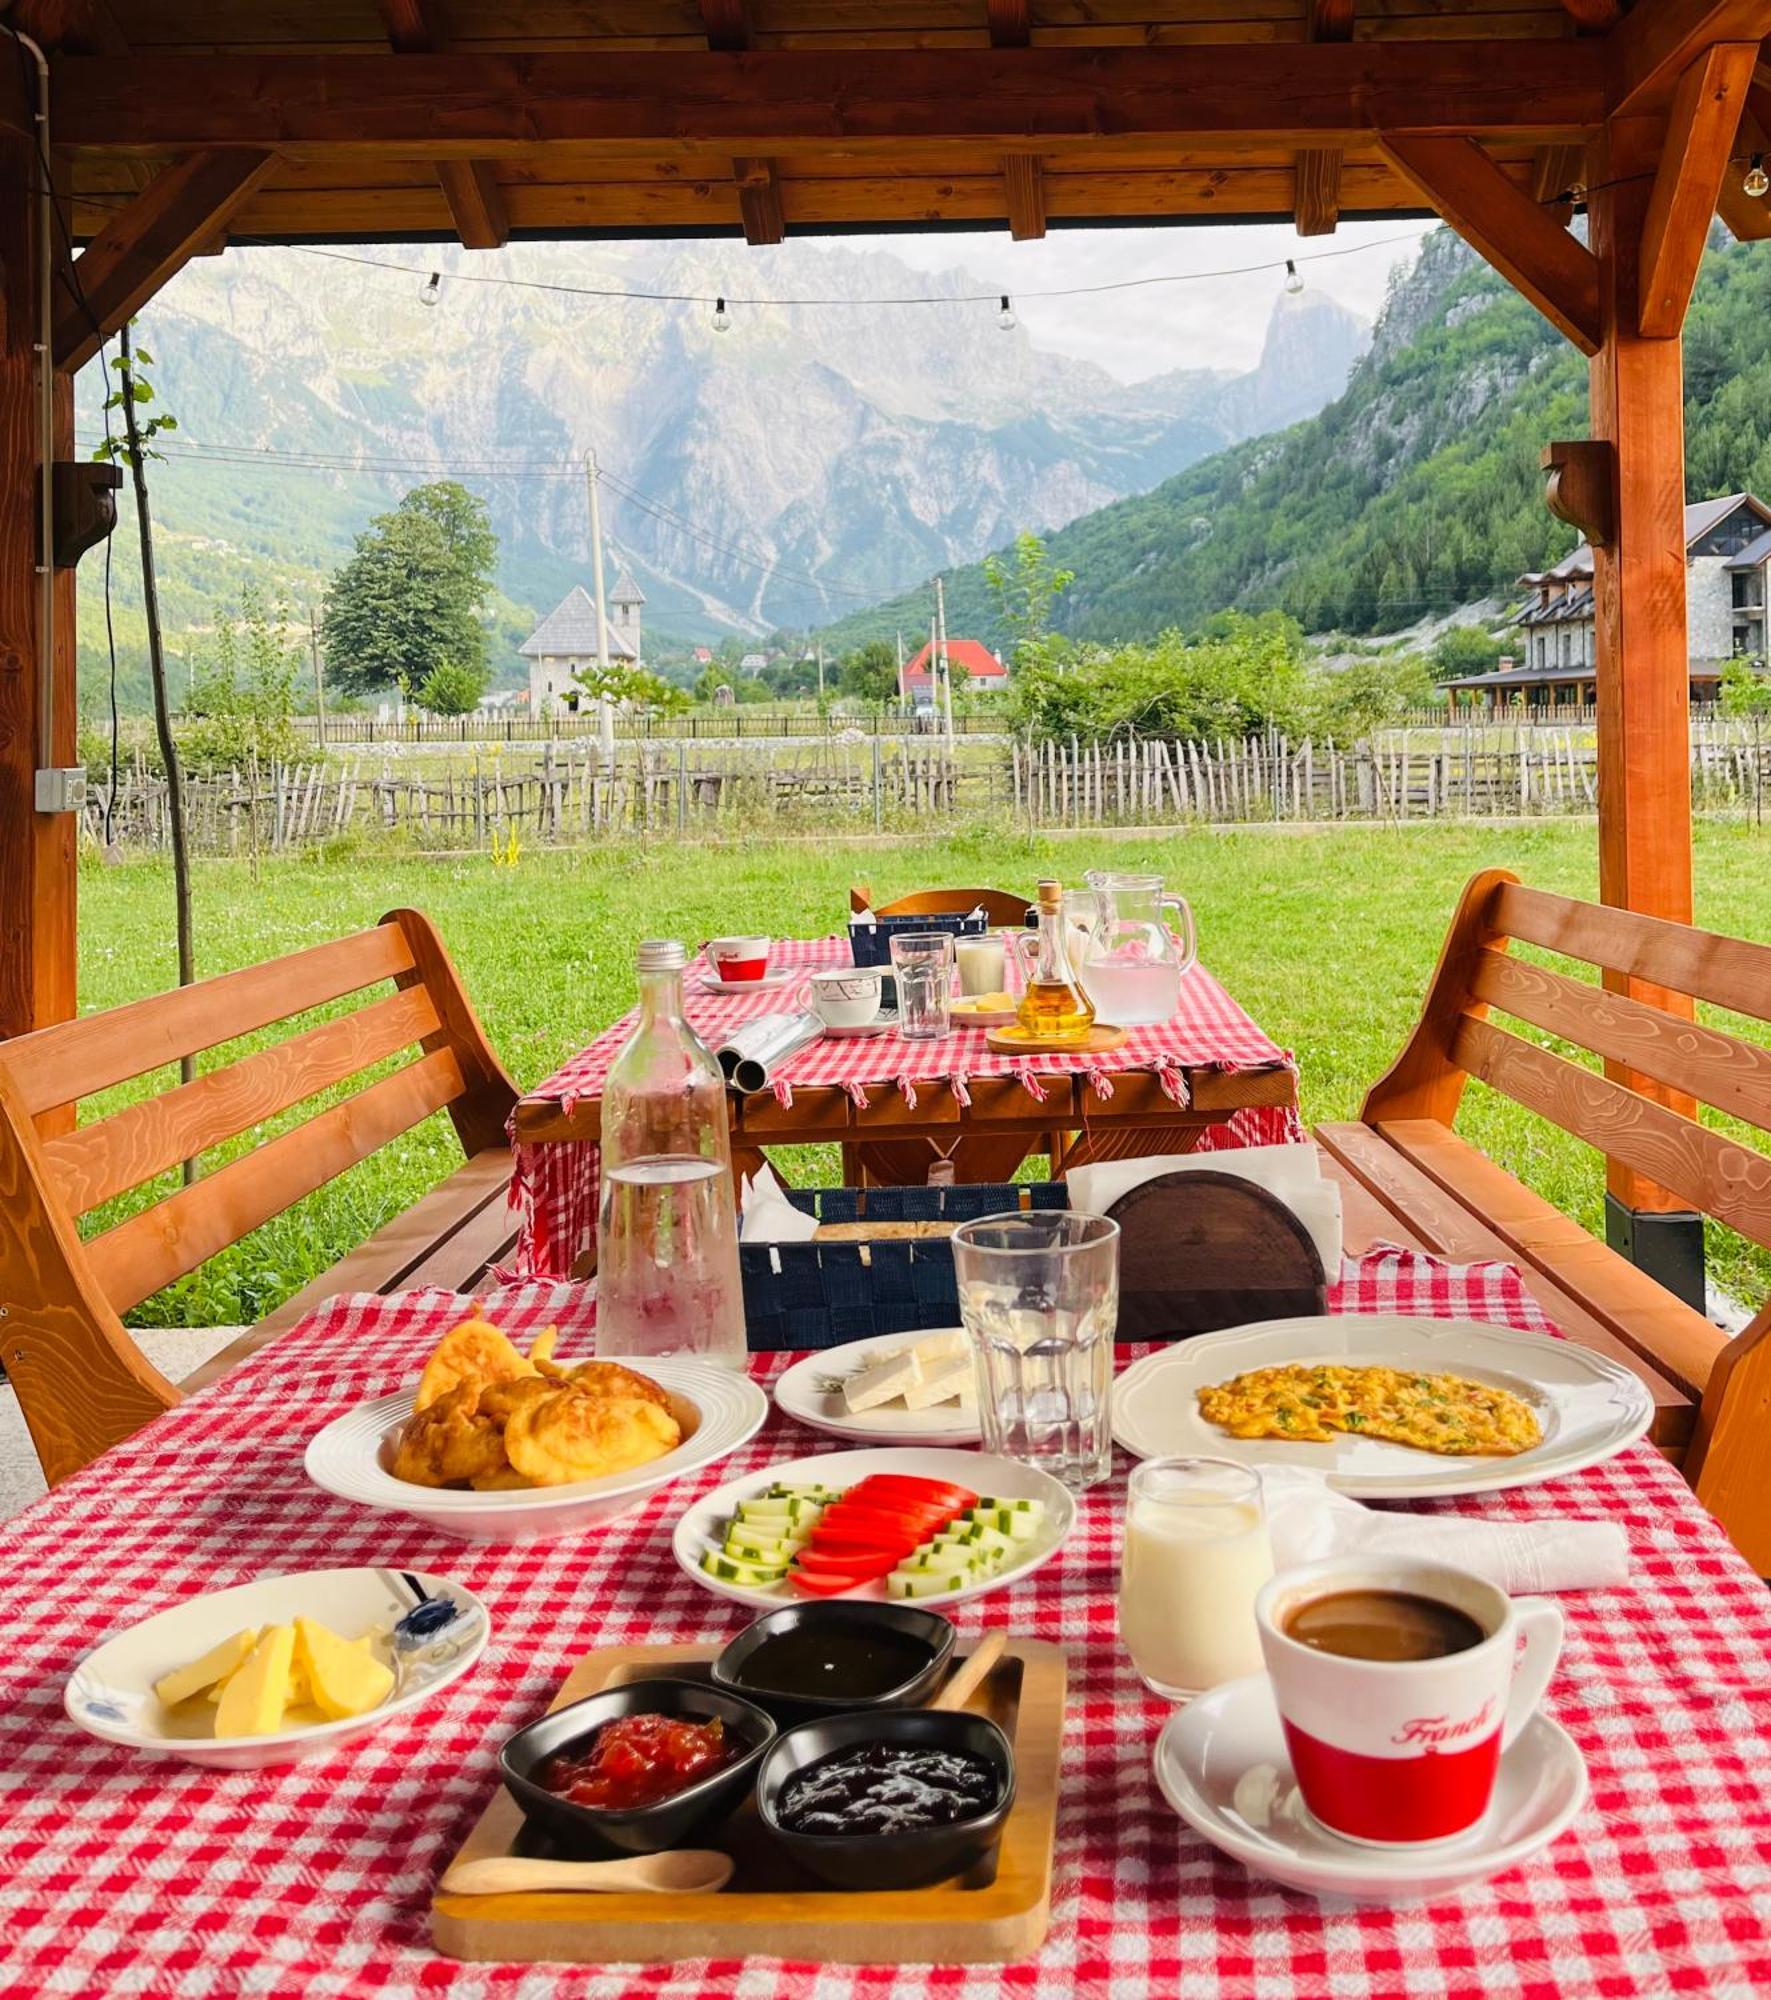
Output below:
[1110,1315,1655,1497]
[65,1566,489,1770]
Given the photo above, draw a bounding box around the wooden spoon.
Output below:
[931,1630,1007,1712]
[440,1850,735,1897]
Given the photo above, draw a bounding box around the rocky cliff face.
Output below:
[80,238,1369,649]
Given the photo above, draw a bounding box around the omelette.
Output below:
[1196,1363,1542,1458]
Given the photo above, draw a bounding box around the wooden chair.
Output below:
[1316,867,1771,1570]
[850,883,1034,928]
[0,908,519,1486]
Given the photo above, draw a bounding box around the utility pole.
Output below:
[584,448,616,759]
[934,575,955,749]
[895,628,906,713]
[816,642,825,700]
[308,606,326,747]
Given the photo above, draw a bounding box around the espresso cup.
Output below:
[709,935,772,983]
[1255,1557,1564,1847]
[798,967,883,1030]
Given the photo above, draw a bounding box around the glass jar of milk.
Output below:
[1119,1457,1273,1699]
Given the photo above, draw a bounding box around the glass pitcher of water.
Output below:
[1077,871,1197,1026]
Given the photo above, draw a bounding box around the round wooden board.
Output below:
[984,1023,1128,1055]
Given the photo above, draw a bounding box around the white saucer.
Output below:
[700,967,798,995]
[1153,1673,1588,1904]
[818,1010,899,1040]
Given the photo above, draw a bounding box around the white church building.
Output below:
[520,573,645,713]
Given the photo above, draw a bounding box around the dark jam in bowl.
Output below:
[731,1623,936,1702]
[537,1713,739,1812]
[776,1740,1000,1836]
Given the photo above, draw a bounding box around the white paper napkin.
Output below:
[739,1163,820,1244]
[1260,1464,1629,1593]
[1067,1144,1343,1278]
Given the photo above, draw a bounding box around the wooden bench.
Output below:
[1315,868,1771,1571]
[0,909,518,1486]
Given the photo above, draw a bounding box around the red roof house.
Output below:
[903,638,1007,688]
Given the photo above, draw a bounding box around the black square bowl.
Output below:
[755,1707,1016,1891]
[499,1677,776,1857]
[709,1601,956,1728]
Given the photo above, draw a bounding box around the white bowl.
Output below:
[305,1358,769,1542]
[65,1566,489,1770]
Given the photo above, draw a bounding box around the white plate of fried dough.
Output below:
[304,1317,769,1542]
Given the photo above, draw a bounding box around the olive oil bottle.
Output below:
[1013,879,1096,1042]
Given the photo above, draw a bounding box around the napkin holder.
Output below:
[1105,1169,1327,1339]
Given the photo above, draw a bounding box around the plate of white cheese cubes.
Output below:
[772,1328,983,1444]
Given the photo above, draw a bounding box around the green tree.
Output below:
[321,482,496,697]
[574,657,690,713]
[840,639,899,701]
[181,585,305,769]
[416,660,487,715]
[1722,657,1771,826]
[982,533,1074,661]
[1432,624,1504,680]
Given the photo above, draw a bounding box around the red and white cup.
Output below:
[708,935,772,983]
[1254,1557,1565,1847]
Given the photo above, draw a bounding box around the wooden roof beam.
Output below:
[5,2,127,54]
[699,1,749,50]
[733,155,783,243]
[1638,42,1758,334]
[1294,3,1353,240]
[987,2,1031,48]
[1558,0,1622,26]
[51,46,1608,152]
[377,1,508,251]
[1002,153,1044,239]
[378,0,444,56]
[1378,132,1602,352]
[53,148,274,373]
[1532,142,1588,204]
[1611,0,1771,117]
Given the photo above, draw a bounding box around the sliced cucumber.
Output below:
[724,1533,803,1564]
[888,1565,972,1599]
[701,1551,789,1586]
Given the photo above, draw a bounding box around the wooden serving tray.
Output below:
[985,1023,1128,1055]
[432,1639,1066,1967]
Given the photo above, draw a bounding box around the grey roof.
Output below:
[1443,662,1725,690]
[1726,527,1771,571]
[1519,495,1771,589]
[519,585,637,660]
[611,568,646,605]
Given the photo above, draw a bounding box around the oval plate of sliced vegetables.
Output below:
[671,1447,1076,1611]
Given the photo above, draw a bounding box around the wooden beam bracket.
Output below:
[987,1,1031,47]
[1542,438,1617,546]
[1638,43,1758,336]
[734,155,784,244]
[435,158,509,250]
[1002,153,1045,239]
[1294,149,1343,236]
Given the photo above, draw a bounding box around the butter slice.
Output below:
[910,1329,971,1368]
[154,1627,260,1709]
[844,1347,922,1413]
[903,1354,977,1411]
[295,1618,395,1722]
[213,1624,296,1738]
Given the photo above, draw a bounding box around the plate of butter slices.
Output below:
[772,1328,982,1444]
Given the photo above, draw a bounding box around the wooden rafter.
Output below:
[53,46,1608,152]
[698,0,749,50]
[435,158,508,250]
[5,1,128,54]
[1002,153,1044,239]
[987,2,1032,48]
[53,148,274,373]
[377,0,443,56]
[1638,43,1758,336]
[1294,0,1353,237]
[1533,142,1588,203]
[1378,132,1602,353]
[733,155,784,244]
[1610,0,1771,117]
[1559,0,1622,26]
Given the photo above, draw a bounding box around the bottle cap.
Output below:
[1037,879,1063,912]
[636,939,687,971]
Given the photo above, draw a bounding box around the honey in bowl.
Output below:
[1282,1588,1486,1663]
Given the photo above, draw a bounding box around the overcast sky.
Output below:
[868,218,1432,381]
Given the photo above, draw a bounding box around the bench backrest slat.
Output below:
[6,925,417,1120]
[40,985,445,1216]
[85,1046,467,1315]
[1467,947,1771,1138]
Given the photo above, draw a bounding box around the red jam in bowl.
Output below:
[537,1713,739,1812]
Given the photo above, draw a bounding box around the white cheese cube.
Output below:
[909,1328,971,1368]
[843,1348,923,1413]
[902,1354,978,1410]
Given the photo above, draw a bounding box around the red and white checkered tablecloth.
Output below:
[4,1249,1769,1999]
[510,940,1304,1277]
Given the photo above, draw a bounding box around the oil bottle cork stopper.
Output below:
[1036,879,1063,912]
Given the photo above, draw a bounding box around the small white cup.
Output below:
[709,935,772,983]
[798,967,883,1029]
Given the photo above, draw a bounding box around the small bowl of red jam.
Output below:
[500,1678,776,1855]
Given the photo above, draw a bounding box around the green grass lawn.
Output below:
[73,817,1771,1326]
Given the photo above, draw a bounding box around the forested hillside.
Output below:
[812,226,1771,654]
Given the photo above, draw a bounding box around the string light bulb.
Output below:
[419,270,442,308]
[712,296,731,333]
[1284,259,1304,296]
[998,293,1017,331]
[1746,154,1769,200]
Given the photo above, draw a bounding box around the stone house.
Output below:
[519,573,646,713]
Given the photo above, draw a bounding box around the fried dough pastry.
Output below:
[391,1383,511,1487]
[413,1318,537,1412]
[503,1381,682,1486]
[567,1361,674,1412]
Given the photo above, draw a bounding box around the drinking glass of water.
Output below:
[951,1210,1119,1489]
[889,931,955,1041]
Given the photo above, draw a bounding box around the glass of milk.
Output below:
[1119,1456,1273,1699]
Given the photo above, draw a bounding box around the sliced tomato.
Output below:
[787,1568,874,1597]
[792,1547,900,1581]
[812,1508,938,1539]
[847,1476,978,1511]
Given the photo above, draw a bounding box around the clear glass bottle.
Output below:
[1011,879,1096,1042]
[594,939,746,1368]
